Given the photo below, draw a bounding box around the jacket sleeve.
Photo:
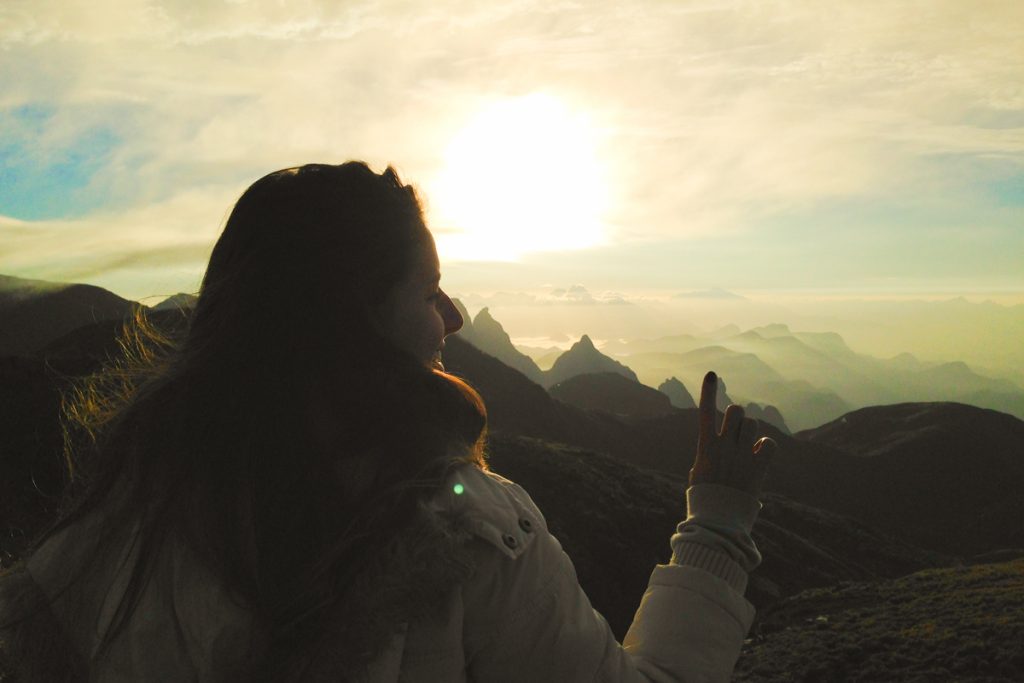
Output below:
[451,468,757,683]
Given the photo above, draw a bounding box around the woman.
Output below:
[0,162,774,682]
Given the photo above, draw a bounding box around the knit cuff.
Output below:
[671,542,749,594]
[670,484,763,581]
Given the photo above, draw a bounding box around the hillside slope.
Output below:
[799,403,1024,555]
[735,559,1024,682]
[0,275,139,355]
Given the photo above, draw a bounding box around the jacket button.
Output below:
[502,534,518,549]
[518,518,533,533]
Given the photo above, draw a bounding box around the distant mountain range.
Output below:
[516,320,1024,431]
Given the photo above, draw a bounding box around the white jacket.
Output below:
[2,465,760,682]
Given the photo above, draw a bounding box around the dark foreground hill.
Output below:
[548,371,676,419]
[485,433,947,639]
[734,559,1024,682]
[799,403,1024,555]
[0,275,139,356]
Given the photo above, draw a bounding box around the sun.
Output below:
[427,94,611,261]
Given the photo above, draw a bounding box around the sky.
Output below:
[1,0,1022,303]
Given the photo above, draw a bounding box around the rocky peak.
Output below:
[658,377,697,409]
[544,334,639,388]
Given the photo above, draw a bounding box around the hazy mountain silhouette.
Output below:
[455,307,544,383]
[658,377,696,409]
[544,334,639,388]
[724,328,892,408]
[595,319,1024,425]
[707,323,742,339]
[903,360,1019,397]
[744,402,790,434]
[0,274,139,356]
[622,345,846,430]
[956,389,1024,423]
[549,372,676,419]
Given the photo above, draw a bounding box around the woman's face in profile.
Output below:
[378,237,464,366]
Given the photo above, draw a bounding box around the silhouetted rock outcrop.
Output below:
[544,335,638,388]
[461,308,544,384]
[658,377,696,409]
[745,402,791,435]
[550,372,676,419]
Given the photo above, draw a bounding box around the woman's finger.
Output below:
[720,404,745,441]
[697,371,718,453]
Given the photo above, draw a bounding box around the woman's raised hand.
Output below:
[689,371,775,497]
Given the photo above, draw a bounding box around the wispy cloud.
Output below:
[1,0,1021,297]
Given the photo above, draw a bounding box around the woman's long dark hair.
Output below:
[14,162,487,678]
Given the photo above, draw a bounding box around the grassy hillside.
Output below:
[735,559,1024,682]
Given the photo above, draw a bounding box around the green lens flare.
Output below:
[453,483,465,495]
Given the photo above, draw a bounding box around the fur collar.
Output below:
[265,501,477,682]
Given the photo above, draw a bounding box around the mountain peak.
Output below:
[451,304,542,383]
[753,323,792,338]
[545,334,638,387]
[658,376,696,409]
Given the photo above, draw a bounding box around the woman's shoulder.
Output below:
[427,464,547,561]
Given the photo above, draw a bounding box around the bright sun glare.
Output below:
[428,94,611,262]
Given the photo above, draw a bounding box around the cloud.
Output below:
[674,288,747,301]
[0,183,237,297]
[1,0,1022,296]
